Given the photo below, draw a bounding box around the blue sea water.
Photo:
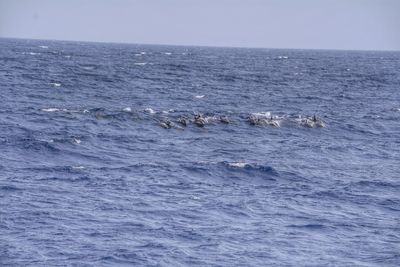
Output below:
[0,38,399,266]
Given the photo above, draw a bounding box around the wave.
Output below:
[22,165,88,174]
[23,52,40,56]
[183,161,279,183]
[144,108,156,114]
[352,180,400,189]
[286,224,326,230]
[0,185,22,191]
[38,175,91,182]
[226,162,248,168]
[17,138,60,152]
[42,108,63,112]
[82,66,95,70]
[41,108,83,113]
[72,166,85,170]
[251,111,271,118]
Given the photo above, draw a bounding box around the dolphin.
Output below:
[177,116,189,127]
[194,114,206,127]
[159,118,173,129]
[220,115,230,124]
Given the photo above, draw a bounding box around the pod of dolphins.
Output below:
[159,114,231,129]
[157,113,325,129]
[45,107,326,129]
[85,107,326,129]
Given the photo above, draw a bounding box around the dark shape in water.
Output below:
[159,118,173,129]
[194,114,206,127]
[220,115,230,124]
[247,115,261,126]
[177,116,189,127]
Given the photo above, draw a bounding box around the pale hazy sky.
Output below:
[0,0,399,50]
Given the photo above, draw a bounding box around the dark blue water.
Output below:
[1,38,399,266]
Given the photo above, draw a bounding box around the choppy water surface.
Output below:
[1,38,399,266]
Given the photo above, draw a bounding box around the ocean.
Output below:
[1,38,399,266]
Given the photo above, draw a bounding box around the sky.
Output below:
[0,0,399,51]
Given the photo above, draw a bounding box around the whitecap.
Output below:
[140,52,146,55]
[51,83,61,87]
[195,95,205,99]
[204,116,218,123]
[267,120,281,127]
[82,66,94,70]
[72,166,85,170]
[228,162,248,168]
[42,108,60,112]
[27,52,40,56]
[278,56,288,59]
[144,108,156,114]
[164,52,172,55]
[38,45,48,49]
[252,112,271,118]
[73,138,81,144]
[134,62,147,66]
[64,55,71,59]
[83,109,90,113]
[123,107,132,112]
[161,109,175,114]
[59,108,80,113]
[134,53,142,56]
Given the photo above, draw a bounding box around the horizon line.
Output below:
[1,35,399,53]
